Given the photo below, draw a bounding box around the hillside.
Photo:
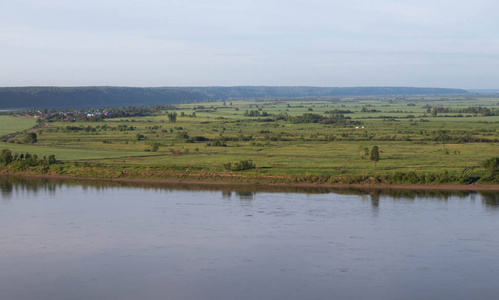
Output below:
[176,86,468,100]
[0,87,206,110]
[0,86,468,110]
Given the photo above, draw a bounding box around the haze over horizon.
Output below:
[2,0,498,89]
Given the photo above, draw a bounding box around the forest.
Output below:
[0,86,468,110]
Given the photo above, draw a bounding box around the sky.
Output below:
[1,0,498,88]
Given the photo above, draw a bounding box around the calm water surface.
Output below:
[1,178,499,300]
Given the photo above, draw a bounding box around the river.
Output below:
[1,177,499,300]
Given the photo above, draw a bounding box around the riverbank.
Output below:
[2,173,499,191]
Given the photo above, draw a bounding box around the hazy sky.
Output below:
[1,0,498,88]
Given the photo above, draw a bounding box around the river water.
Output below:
[1,177,499,300]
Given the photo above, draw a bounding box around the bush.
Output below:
[176,131,189,139]
[223,160,256,171]
[0,149,13,165]
[483,157,499,174]
[480,157,499,183]
[24,132,37,144]
[0,149,57,169]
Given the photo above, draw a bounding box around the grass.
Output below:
[1,95,499,185]
[0,115,37,137]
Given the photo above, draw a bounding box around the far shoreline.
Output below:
[2,173,499,192]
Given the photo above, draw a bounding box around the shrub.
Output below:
[0,149,13,165]
[480,157,499,183]
[223,160,256,171]
[176,131,189,139]
[24,132,37,144]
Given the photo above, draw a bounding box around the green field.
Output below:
[0,115,37,137]
[1,96,499,185]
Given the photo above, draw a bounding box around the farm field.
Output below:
[1,95,499,185]
[0,115,37,138]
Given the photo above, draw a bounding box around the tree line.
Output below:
[0,149,57,170]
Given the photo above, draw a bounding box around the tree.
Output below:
[167,112,177,123]
[370,146,380,166]
[47,154,57,165]
[24,132,37,144]
[0,149,13,165]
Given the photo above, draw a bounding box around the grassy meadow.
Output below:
[1,95,499,185]
[0,115,37,137]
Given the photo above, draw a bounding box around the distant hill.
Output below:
[0,86,206,110]
[0,86,468,110]
[467,89,499,94]
[176,86,468,100]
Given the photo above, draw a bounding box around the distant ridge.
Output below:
[467,89,499,94]
[0,87,205,110]
[0,86,468,110]
[175,86,468,100]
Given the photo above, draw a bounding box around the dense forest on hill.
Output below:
[0,87,205,110]
[176,86,468,100]
[0,86,468,109]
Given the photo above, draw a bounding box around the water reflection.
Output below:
[1,176,499,300]
[237,191,255,200]
[370,194,380,207]
[1,175,498,208]
[482,192,499,210]
[221,190,232,199]
[0,179,13,198]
